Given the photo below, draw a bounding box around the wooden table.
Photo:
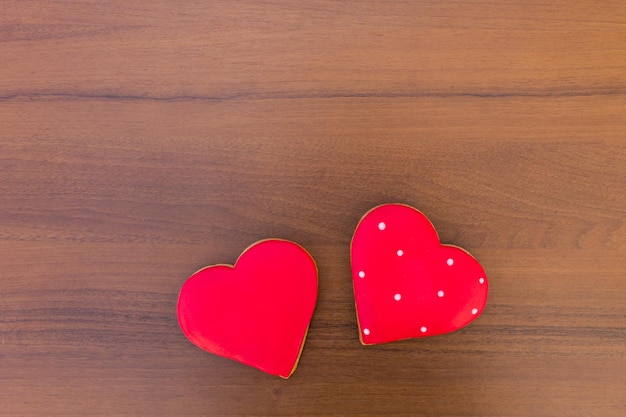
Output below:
[1,1,624,416]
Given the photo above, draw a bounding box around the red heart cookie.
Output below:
[177,239,318,378]
[351,204,488,345]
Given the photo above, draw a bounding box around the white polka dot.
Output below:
[479,277,485,284]
[358,271,365,279]
[394,293,402,301]
[397,249,404,256]
[471,308,478,315]
[363,328,370,336]
[378,222,386,230]
[437,290,444,297]
[420,326,427,333]
[446,258,454,266]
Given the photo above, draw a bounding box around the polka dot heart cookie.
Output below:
[351,204,488,345]
[177,239,318,378]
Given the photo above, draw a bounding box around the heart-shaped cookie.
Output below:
[177,239,318,378]
[351,204,488,345]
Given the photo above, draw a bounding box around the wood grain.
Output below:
[1,1,625,416]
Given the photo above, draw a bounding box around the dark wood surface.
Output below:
[1,1,625,416]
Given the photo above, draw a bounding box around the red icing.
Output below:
[351,204,488,345]
[177,239,318,378]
